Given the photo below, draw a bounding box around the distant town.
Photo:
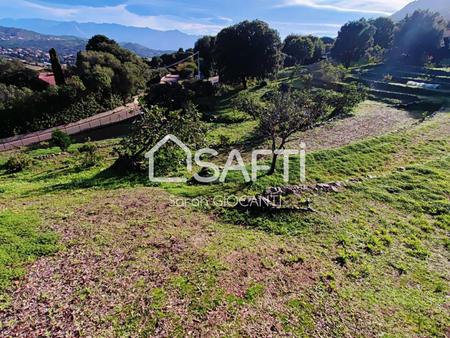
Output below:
[0,46,76,66]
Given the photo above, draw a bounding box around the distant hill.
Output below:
[0,26,85,53]
[392,0,450,21]
[0,18,200,51]
[120,43,172,59]
[0,26,167,62]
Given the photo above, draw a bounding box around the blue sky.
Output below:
[0,0,413,36]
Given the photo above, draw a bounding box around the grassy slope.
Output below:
[0,99,448,335]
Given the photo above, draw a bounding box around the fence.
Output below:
[0,102,142,152]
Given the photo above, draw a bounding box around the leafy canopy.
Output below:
[214,20,283,86]
[331,19,376,67]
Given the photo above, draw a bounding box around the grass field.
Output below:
[0,83,448,337]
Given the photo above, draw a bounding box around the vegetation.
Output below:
[258,89,329,173]
[391,10,448,64]
[114,103,205,173]
[49,48,66,86]
[0,210,58,306]
[282,34,325,66]
[51,129,73,152]
[0,12,449,337]
[0,35,149,138]
[194,35,216,78]
[0,104,448,335]
[331,19,376,67]
[214,20,283,87]
[3,153,32,173]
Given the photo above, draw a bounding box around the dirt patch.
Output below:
[0,188,318,337]
[0,189,210,336]
[287,101,420,151]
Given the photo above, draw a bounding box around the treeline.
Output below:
[173,9,449,88]
[0,35,153,138]
[332,11,449,67]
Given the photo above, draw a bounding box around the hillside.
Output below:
[392,0,450,21]
[0,26,166,63]
[0,96,448,335]
[0,18,200,51]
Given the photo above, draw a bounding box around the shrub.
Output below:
[78,140,101,168]
[114,103,205,173]
[183,80,216,97]
[308,61,348,83]
[78,140,98,154]
[232,93,266,120]
[4,153,32,173]
[51,129,73,151]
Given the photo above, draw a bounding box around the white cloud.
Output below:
[12,1,225,35]
[277,0,413,15]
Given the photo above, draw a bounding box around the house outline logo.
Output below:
[146,134,306,184]
[145,134,192,183]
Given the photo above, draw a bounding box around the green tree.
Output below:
[51,129,72,151]
[307,35,326,64]
[0,59,45,91]
[78,35,150,98]
[145,82,193,111]
[258,89,329,174]
[370,17,395,49]
[114,103,205,172]
[214,20,283,88]
[194,36,216,78]
[76,49,147,99]
[331,19,376,67]
[392,10,447,65]
[283,35,315,66]
[49,48,66,86]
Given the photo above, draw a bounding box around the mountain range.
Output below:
[0,18,200,51]
[392,0,450,21]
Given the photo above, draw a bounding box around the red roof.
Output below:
[38,73,56,86]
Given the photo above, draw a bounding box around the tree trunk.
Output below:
[268,152,278,175]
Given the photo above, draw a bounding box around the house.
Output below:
[145,134,192,183]
[38,72,56,86]
[160,74,180,85]
[208,76,220,85]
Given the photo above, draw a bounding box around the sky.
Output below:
[0,0,414,37]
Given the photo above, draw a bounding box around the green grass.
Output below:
[0,77,448,335]
[0,210,59,308]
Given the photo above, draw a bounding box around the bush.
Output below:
[307,61,348,83]
[77,140,101,168]
[51,129,73,151]
[4,153,32,173]
[145,83,193,111]
[183,80,216,98]
[114,103,205,173]
[78,139,97,154]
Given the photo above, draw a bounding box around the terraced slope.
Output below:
[350,64,450,109]
[0,106,448,336]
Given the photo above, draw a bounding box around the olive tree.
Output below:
[258,90,329,174]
